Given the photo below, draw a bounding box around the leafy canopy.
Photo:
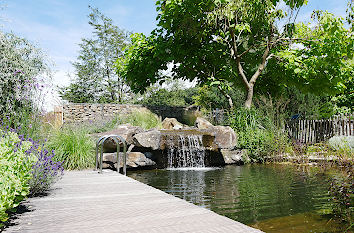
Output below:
[120,0,352,109]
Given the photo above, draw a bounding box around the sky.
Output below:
[0,0,349,110]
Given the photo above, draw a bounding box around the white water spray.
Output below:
[166,134,206,168]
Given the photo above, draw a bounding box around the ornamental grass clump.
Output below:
[121,109,162,130]
[227,107,290,162]
[47,127,95,170]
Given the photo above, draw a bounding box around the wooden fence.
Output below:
[287,114,354,143]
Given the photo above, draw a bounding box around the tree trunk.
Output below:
[244,86,253,109]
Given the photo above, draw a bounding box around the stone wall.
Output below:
[62,103,200,125]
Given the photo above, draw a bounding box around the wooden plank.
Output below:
[4,170,262,233]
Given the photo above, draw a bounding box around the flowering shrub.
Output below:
[29,146,64,196]
[0,129,63,225]
[0,31,52,140]
[0,131,36,223]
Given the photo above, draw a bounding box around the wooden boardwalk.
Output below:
[5,170,262,233]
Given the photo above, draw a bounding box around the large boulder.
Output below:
[208,126,237,149]
[133,129,161,150]
[102,152,156,169]
[195,117,236,149]
[93,124,144,152]
[195,117,214,129]
[162,117,184,130]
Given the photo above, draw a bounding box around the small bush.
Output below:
[29,146,64,196]
[46,127,95,170]
[0,129,63,225]
[227,107,290,161]
[0,131,36,223]
[120,109,162,130]
[328,136,354,153]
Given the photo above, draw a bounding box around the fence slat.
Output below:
[287,115,352,144]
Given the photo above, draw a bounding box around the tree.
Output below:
[120,0,305,109]
[0,31,51,126]
[61,6,129,103]
[121,0,353,109]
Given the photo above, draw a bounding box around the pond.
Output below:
[128,164,345,232]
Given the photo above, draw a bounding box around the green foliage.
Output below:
[328,136,354,153]
[121,0,310,108]
[194,85,245,110]
[277,11,354,97]
[137,81,198,107]
[61,6,130,103]
[0,132,37,224]
[120,109,162,130]
[227,108,290,161]
[0,31,51,138]
[46,127,95,170]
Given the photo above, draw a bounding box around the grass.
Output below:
[120,109,162,130]
[44,108,162,170]
[46,127,95,170]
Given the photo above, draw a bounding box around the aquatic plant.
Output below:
[328,170,353,230]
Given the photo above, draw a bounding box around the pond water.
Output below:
[128,164,345,232]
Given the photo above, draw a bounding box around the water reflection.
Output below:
[128,164,340,232]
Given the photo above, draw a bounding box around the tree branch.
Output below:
[249,37,271,86]
[236,57,250,89]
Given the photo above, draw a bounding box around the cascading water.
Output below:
[166,134,206,168]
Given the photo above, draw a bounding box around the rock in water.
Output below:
[220,149,248,164]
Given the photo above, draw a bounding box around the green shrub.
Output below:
[328,136,354,153]
[46,127,95,170]
[0,131,37,224]
[120,109,162,130]
[227,107,290,161]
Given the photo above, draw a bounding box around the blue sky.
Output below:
[0,0,349,109]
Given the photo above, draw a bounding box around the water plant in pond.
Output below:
[328,169,353,230]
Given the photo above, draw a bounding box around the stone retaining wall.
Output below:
[62,103,200,125]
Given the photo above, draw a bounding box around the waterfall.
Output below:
[166,134,206,168]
